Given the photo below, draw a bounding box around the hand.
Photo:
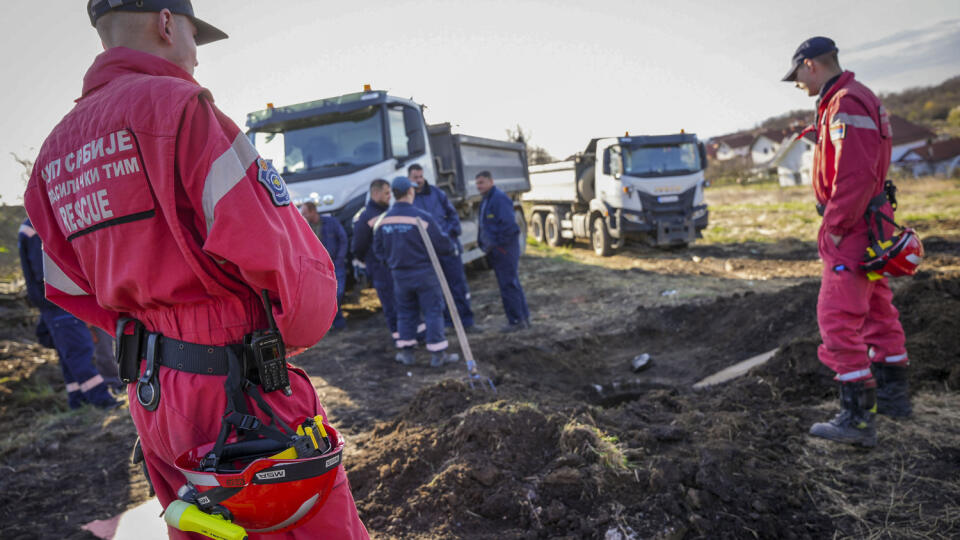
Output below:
[829,233,842,247]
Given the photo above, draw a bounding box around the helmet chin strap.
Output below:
[203,346,295,473]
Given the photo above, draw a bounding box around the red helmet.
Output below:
[860,228,924,278]
[173,417,344,534]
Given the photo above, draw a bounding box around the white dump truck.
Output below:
[522,134,709,255]
[245,89,531,264]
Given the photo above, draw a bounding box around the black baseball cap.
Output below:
[782,36,838,82]
[87,0,228,45]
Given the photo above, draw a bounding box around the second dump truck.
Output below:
[522,134,709,255]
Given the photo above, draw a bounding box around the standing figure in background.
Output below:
[302,201,349,330]
[374,177,459,367]
[17,219,118,409]
[475,171,530,333]
[352,179,399,341]
[409,164,481,333]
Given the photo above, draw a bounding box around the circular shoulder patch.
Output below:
[257,158,291,206]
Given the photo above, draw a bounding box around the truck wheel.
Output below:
[592,215,613,256]
[529,212,545,243]
[514,208,527,255]
[545,212,562,247]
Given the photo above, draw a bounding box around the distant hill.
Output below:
[711,74,960,146]
[880,75,960,124]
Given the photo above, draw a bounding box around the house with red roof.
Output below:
[896,138,960,177]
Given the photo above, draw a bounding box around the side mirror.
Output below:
[698,142,708,169]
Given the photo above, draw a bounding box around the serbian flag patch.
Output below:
[829,122,846,141]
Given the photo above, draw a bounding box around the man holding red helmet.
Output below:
[783,37,913,447]
[24,1,368,537]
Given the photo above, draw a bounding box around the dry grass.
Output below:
[800,392,960,539]
[703,178,960,244]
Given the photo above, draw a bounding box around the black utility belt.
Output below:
[116,318,292,414]
[115,319,233,383]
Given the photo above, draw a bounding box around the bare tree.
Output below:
[506,125,555,165]
[8,153,34,204]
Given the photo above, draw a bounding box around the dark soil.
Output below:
[1,234,958,539]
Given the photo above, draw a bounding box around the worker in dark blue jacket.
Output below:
[476,171,531,333]
[352,179,398,340]
[301,202,348,330]
[374,177,460,367]
[17,218,118,409]
[409,164,480,333]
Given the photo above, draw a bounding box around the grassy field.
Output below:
[702,177,960,244]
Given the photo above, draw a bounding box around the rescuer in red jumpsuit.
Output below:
[24,1,368,537]
[783,37,911,448]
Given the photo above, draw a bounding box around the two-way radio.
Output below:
[245,290,292,395]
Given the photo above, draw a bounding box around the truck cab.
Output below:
[594,133,708,248]
[246,90,530,265]
[246,91,435,234]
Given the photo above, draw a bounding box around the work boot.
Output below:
[872,363,912,418]
[499,320,530,334]
[430,351,460,368]
[395,348,415,366]
[809,381,877,447]
[464,324,484,335]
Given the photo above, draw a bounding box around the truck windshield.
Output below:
[251,106,384,175]
[623,143,702,177]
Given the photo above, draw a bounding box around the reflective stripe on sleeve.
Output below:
[66,382,81,393]
[201,133,261,234]
[42,251,88,296]
[79,374,105,393]
[832,113,877,131]
[18,224,36,237]
[835,368,873,382]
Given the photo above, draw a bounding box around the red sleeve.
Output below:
[176,96,338,347]
[24,165,119,333]
[822,96,883,236]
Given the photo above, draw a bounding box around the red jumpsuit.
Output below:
[812,71,908,382]
[24,47,368,539]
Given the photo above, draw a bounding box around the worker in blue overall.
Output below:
[408,164,481,333]
[17,218,118,409]
[352,179,399,341]
[374,177,460,367]
[302,201,348,330]
[476,171,531,333]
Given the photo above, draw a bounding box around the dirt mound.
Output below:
[345,274,960,539]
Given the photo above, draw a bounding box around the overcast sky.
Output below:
[3,0,959,203]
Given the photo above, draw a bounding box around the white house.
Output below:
[896,138,960,178]
[771,131,816,186]
[711,132,755,161]
[750,133,780,166]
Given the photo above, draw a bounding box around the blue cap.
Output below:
[391,176,413,193]
[87,0,228,45]
[782,36,838,82]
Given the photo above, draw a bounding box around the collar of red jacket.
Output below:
[80,46,199,101]
[817,71,855,113]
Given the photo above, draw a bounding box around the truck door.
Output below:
[386,104,435,181]
[597,142,622,210]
